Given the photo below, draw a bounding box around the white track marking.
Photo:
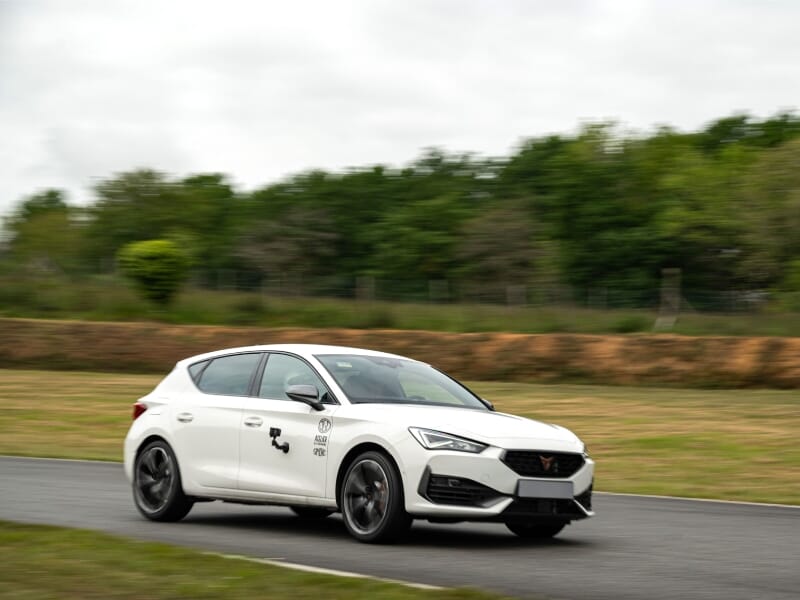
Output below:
[2,455,121,464]
[208,553,443,590]
[595,491,800,509]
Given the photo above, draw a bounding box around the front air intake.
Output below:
[425,475,501,507]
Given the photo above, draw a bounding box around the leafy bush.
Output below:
[117,240,190,306]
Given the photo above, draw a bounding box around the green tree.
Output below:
[86,170,246,278]
[455,202,538,302]
[6,110,800,311]
[174,173,245,286]
[534,124,666,303]
[735,138,800,288]
[370,193,472,292]
[651,146,747,297]
[117,239,190,306]
[236,206,339,290]
[4,190,85,274]
[693,112,800,153]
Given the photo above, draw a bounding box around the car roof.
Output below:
[178,343,414,365]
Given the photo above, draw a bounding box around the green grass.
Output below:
[3,274,800,336]
[1,369,798,504]
[0,521,506,599]
[482,382,800,504]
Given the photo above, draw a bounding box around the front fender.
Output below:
[325,425,429,511]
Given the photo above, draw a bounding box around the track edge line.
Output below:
[596,491,800,509]
[206,552,443,590]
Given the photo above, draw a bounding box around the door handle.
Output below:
[244,416,263,428]
[176,412,194,423]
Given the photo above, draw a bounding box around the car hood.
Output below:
[342,403,583,451]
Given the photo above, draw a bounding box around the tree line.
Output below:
[3,112,800,309]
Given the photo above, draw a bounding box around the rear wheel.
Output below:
[341,451,411,543]
[133,440,193,522]
[290,506,335,519]
[505,520,566,539]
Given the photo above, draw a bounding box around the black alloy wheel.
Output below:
[133,440,193,522]
[341,451,411,543]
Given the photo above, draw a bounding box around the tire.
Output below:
[290,506,335,519]
[340,450,411,543]
[133,439,194,522]
[505,520,566,539]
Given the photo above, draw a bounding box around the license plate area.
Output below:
[517,479,574,499]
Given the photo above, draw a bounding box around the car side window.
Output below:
[259,353,328,401]
[188,360,209,383]
[196,353,261,396]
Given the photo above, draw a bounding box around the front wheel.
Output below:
[340,451,411,543]
[505,520,566,539]
[133,440,193,522]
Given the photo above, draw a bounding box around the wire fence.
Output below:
[194,271,775,313]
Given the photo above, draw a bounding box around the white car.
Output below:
[124,344,594,543]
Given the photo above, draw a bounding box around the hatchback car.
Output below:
[124,344,594,543]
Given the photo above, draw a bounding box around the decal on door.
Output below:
[314,418,332,456]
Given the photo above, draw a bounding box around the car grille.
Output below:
[425,475,501,507]
[501,450,585,478]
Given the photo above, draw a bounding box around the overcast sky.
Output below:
[1,0,798,215]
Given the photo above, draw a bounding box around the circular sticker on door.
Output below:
[318,418,332,433]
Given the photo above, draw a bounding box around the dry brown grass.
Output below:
[481,382,800,504]
[1,369,798,504]
[0,369,157,460]
[3,318,800,387]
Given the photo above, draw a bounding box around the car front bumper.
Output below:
[400,443,595,521]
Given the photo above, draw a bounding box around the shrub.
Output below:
[117,240,190,306]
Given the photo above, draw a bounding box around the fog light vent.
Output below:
[426,475,501,506]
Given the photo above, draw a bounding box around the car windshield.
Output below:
[315,354,488,410]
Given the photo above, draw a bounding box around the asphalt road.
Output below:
[1,457,798,600]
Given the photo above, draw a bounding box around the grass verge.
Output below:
[3,275,800,336]
[0,521,505,599]
[1,369,798,504]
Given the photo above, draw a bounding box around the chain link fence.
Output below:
[194,270,773,313]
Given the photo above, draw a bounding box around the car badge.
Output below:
[318,418,332,433]
[539,455,555,472]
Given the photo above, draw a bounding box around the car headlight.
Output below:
[409,427,487,453]
[581,442,590,457]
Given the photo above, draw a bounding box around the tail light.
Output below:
[132,402,147,421]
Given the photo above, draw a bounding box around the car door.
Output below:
[238,352,337,498]
[171,352,263,491]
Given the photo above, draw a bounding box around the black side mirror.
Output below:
[286,384,324,411]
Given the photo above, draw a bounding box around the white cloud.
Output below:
[1,0,798,213]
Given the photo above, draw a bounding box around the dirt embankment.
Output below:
[2,318,799,388]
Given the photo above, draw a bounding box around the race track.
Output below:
[0,457,797,600]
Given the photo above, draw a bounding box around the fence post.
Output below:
[356,276,375,301]
[654,268,681,331]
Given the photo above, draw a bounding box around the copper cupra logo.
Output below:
[539,455,555,472]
